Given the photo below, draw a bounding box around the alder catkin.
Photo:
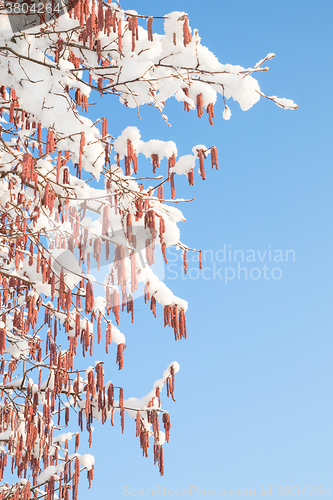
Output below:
[170,173,175,199]
[97,312,101,344]
[196,93,203,118]
[188,169,195,186]
[116,343,125,370]
[136,411,140,437]
[183,250,187,275]
[211,146,219,170]
[0,328,5,355]
[207,103,215,125]
[182,87,190,112]
[183,17,191,47]
[198,149,206,180]
[147,17,153,41]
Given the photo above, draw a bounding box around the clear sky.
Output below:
[78,1,333,498]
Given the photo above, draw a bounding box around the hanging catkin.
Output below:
[147,17,153,41]
[196,94,203,118]
[211,146,219,169]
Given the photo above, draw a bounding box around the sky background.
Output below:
[77,1,333,498]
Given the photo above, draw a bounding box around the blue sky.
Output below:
[78,1,333,498]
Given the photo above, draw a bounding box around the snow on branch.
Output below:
[0,1,297,496]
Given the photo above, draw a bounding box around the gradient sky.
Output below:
[77,1,333,498]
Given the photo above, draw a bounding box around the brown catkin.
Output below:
[147,17,153,41]
[151,154,159,173]
[127,295,134,323]
[85,281,94,313]
[155,386,161,407]
[80,132,85,155]
[179,309,187,339]
[116,343,125,370]
[183,250,187,274]
[119,387,125,432]
[162,242,167,264]
[82,94,88,112]
[108,383,114,410]
[0,328,6,355]
[75,88,81,106]
[162,412,171,442]
[126,213,132,241]
[170,173,175,199]
[150,295,156,318]
[130,252,137,294]
[102,117,107,137]
[196,94,203,118]
[188,169,195,186]
[168,153,176,177]
[95,362,103,390]
[46,129,55,154]
[173,305,179,340]
[59,268,65,310]
[106,322,111,353]
[103,205,109,236]
[207,103,215,125]
[159,446,164,476]
[182,87,190,112]
[183,16,191,47]
[98,0,104,30]
[9,102,14,123]
[56,152,61,183]
[159,216,165,244]
[97,312,101,344]
[211,146,219,170]
[135,411,140,437]
[198,149,206,180]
